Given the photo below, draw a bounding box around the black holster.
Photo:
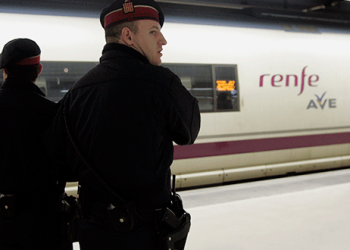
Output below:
[58,193,79,242]
[157,193,191,250]
[78,184,89,218]
[158,208,191,250]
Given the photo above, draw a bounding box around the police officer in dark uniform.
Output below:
[0,38,72,250]
[45,0,201,249]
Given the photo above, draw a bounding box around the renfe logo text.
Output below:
[259,66,319,95]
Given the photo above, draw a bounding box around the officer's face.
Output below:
[130,20,167,66]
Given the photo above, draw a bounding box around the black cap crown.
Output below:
[100,0,164,29]
[0,38,41,69]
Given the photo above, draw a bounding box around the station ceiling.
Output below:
[1,0,350,25]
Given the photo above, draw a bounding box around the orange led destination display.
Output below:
[216,80,236,91]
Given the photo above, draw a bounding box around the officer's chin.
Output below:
[152,60,162,66]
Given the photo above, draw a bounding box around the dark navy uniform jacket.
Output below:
[0,78,65,202]
[47,43,200,208]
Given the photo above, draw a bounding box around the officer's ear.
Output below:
[121,27,134,46]
[38,64,43,76]
[2,68,8,80]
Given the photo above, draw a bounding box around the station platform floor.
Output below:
[73,168,350,250]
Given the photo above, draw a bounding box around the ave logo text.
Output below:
[307,92,336,110]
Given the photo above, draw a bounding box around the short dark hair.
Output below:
[5,65,41,82]
[105,21,138,42]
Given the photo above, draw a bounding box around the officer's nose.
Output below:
[160,32,167,46]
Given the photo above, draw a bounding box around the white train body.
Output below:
[1,12,350,190]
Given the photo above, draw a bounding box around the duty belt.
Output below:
[85,201,162,223]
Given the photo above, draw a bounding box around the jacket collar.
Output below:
[1,78,45,97]
[101,43,150,65]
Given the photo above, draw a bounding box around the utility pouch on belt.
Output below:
[0,194,16,219]
[78,184,138,233]
[158,176,191,250]
[108,202,138,233]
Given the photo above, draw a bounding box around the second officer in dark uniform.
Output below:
[0,39,72,250]
[45,0,201,249]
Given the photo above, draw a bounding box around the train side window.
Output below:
[214,66,240,112]
[40,61,98,102]
[37,62,240,113]
[164,64,214,112]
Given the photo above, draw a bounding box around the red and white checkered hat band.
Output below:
[14,55,40,66]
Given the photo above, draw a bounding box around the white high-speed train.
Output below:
[1,11,350,191]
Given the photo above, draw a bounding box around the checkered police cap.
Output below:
[0,38,41,69]
[100,0,164,29]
